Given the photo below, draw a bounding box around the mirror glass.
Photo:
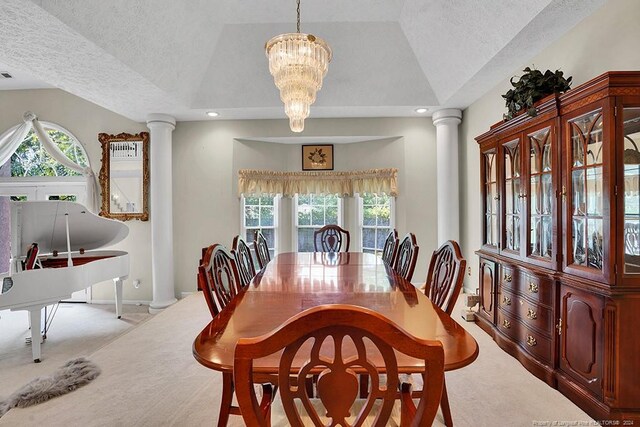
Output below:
[98,132,149,221]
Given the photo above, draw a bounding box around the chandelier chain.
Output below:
[296,0,301,33]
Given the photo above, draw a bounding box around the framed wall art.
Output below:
[302,144,334,171]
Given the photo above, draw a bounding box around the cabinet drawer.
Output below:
[500,265,516,286]
[497,310,552,364]
[499,288,553,336]
[501,272,553,307]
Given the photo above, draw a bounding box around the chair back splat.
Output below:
[253,230,271,270]
[313,224,350,253]
[232,235,257,288]
[424,240,466,315]
[234,304,444,427]
[381,229,399,266]
[393,233,419,282]
[198,244,242,317]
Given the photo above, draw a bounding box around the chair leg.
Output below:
[217,372,234,427]
[440,379,453,427]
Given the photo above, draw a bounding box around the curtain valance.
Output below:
[238,168,398,197]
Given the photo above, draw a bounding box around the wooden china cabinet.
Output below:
[476,72,640,422]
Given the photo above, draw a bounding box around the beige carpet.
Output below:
[0,294,592,426]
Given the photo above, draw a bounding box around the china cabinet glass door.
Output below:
[526,125,554,265]
[482,147,499,250]
[622,106,640,274]
[565,104,611,281]
[502,138,522,257]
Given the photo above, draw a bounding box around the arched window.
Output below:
[3,122,89,177]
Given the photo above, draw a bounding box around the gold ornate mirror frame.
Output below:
[98,132,149,221]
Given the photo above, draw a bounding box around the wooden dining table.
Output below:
[193,251,479,374]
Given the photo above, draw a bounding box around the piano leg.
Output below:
[114,277,123,319]
[28,307,43,363]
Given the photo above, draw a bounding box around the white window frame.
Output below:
[292,193,344,252]
[355,193,396,256]
[240,194,280,256]
[0,176,87,204]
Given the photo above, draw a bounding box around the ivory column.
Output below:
[146,114,177,313]
[432,109,462,245]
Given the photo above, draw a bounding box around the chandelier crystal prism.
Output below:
[265,0,332,133]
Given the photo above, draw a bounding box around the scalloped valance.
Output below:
[238,168,398,197]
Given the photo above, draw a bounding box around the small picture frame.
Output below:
[302,144,334,171]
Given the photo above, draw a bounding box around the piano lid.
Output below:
[11,201,129,256]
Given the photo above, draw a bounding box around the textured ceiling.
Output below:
[0,0,606,123]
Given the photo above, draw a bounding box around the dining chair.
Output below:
[234,304,444,427]
[232,235,257,288]
[313,224,350,252]
[419,239,466,427]
[253,230,271,270]
[393,233,419,282]
[381,229,399,266]
[198,244,274,426]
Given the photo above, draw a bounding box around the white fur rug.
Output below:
[0,357,100,417]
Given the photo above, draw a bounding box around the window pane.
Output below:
[326,194,338,206]
[261,229,275,248]
[362,193,376,205]
[362,228,376,249]
[325,206,338,224]
[48,195,77,201]
[245,206,259,227]
[363,207,376,226]
[245,196,260,205]
[259,196,274,205]
[377,206,390,226]
[298,194,311,205]
[260,207,274,227]
[298,228,316,252]
[311,207,325,226]
[376,228,390,250]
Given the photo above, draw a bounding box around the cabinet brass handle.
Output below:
[526,335,537,347]
[528,282,539,293]
[502,319,511,329]
[493,196,500,200]
[556,318,562,336]
[502,296,511,306]
[503,274,512,283]
[526,308,537,320]
[561,185,567,202]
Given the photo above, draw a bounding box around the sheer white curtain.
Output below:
[0,112,99,212]
[0,122,31,167]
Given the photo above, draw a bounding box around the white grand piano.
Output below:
[0,201,129,362]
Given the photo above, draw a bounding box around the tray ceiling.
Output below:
[0,0,605,122]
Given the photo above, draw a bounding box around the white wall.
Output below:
[460,0,640,292]
[0,89,151,302]
[172,118,437,296]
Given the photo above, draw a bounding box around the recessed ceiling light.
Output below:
[206,111,219,117]
[415,108,428,114]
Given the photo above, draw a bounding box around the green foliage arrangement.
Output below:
[503,67,572,120]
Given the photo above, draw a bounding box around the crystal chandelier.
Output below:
[265,0,332,133]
